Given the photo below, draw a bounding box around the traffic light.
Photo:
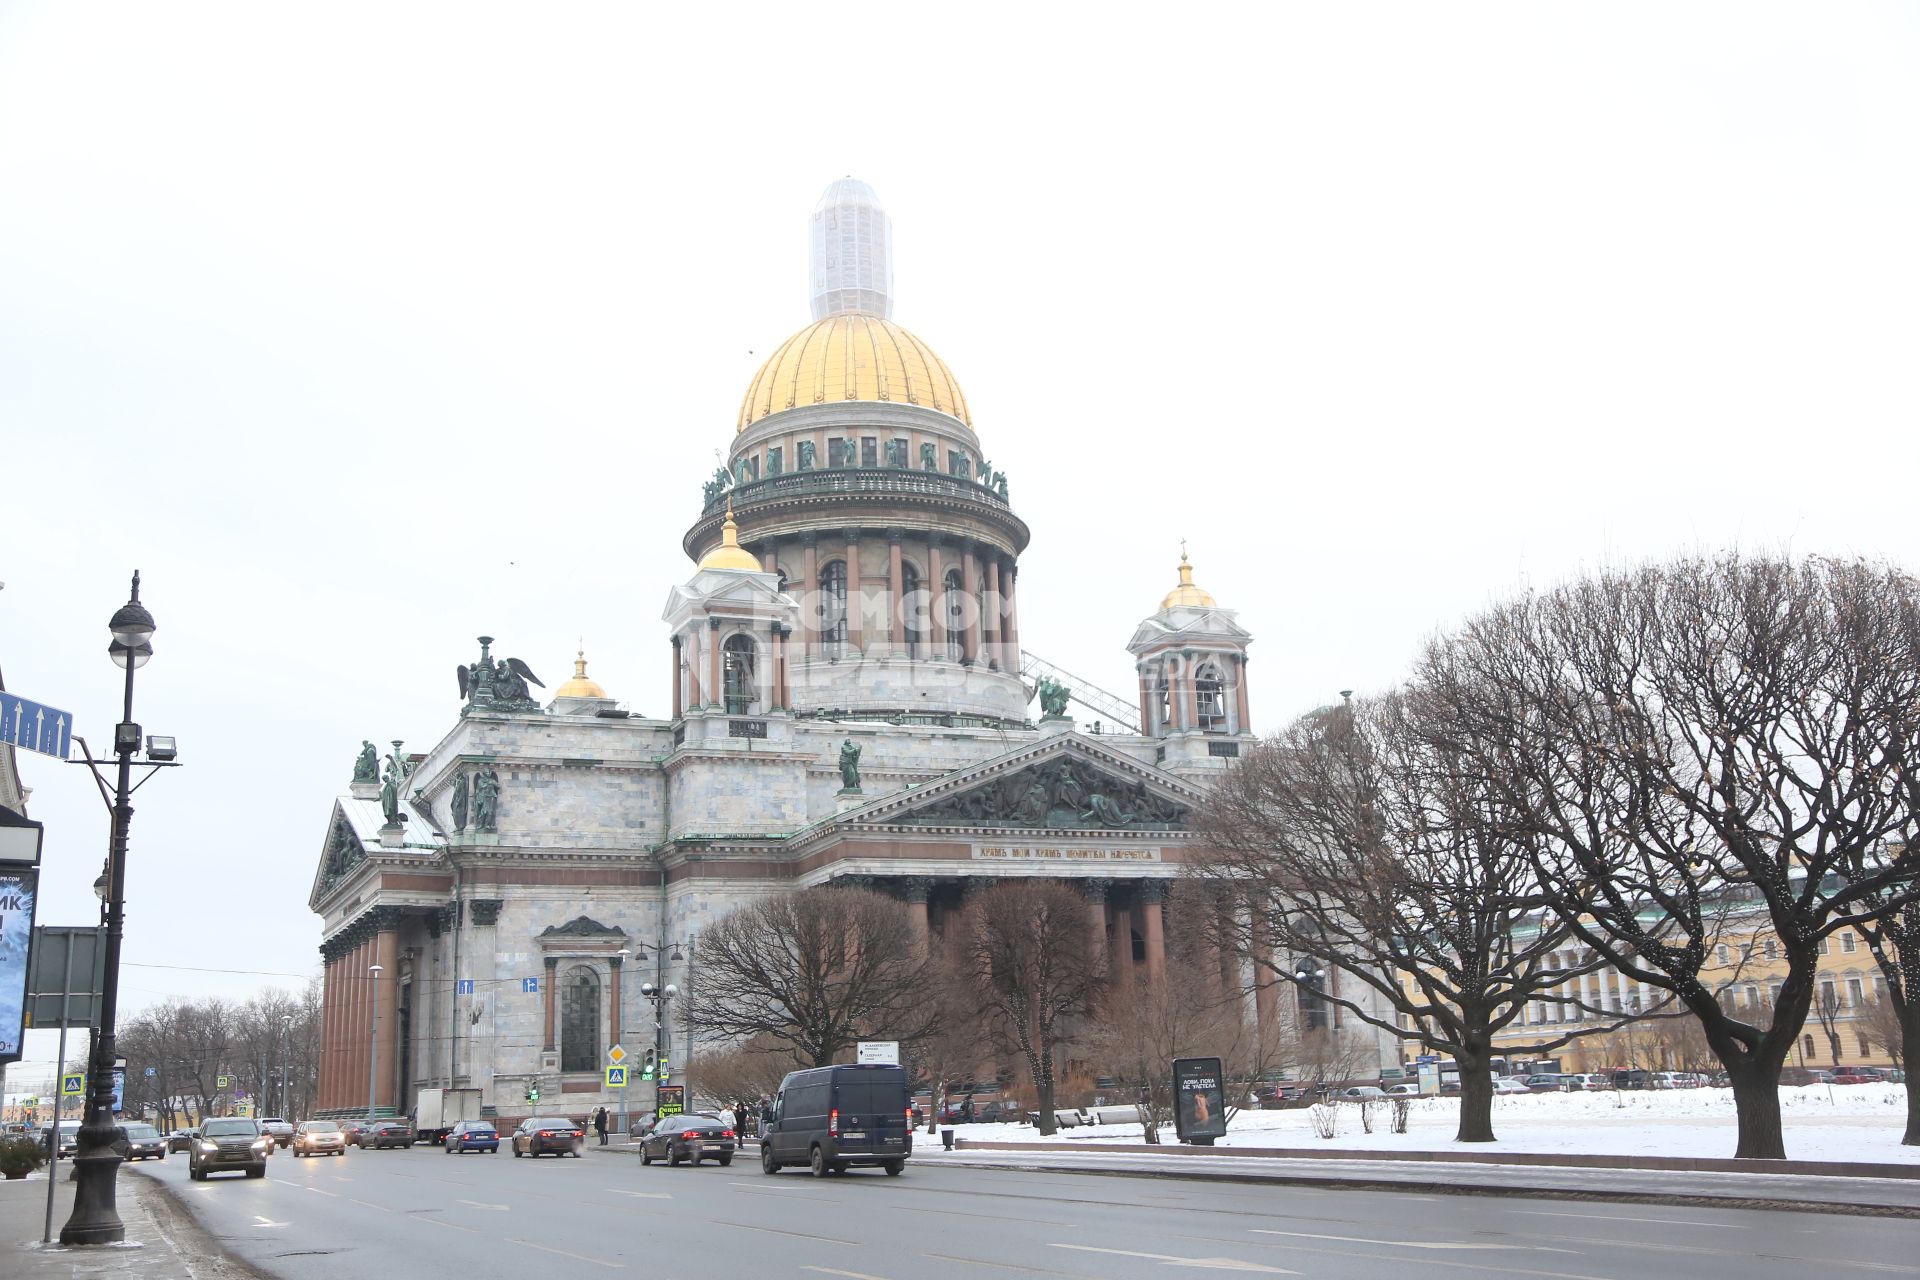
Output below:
[640,1048,657,1081]
[524,1084,541,1103]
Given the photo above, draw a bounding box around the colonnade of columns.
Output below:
[317,913,404,1114]
[1525,949,1656,1026]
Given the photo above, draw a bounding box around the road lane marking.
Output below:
[891,1203,1074,1227]
[1254,1230,1530,1251]
[456,1199,509,1211]
[303,1187,339,1198]
[923,1255,1086,1277]
[349,1198,391,1213]
[1220,1235,1624,1280]
[1510,1210,1743,1229]
[509,1238,623,1269]
[254,1216,289,1228]
[415,1215,480,1234]
[1050,1244,1299,1273]
[706,1219,858,1246]
[604,1189,674,1199]
[802,1269,891,1280]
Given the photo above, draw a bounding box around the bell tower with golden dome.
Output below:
[1127,545,1255,779]
[681,179,1030,726]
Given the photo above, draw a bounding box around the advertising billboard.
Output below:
[655,1084,686,1120]
[1171,1055,1228,1144]
[0,866,37,1065]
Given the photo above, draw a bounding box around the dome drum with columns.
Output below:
[299,179,1374,1131]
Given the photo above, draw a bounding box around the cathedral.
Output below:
[307,180,1276,1120]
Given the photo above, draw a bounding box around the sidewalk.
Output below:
[1,1165,228,1280]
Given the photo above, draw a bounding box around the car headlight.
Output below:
[253,1139,269,1150]
[199,1141,218,1153]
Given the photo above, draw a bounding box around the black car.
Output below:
[166,1127,199,1153]
[122,1122,167,1161]
[339,1120,371,1147]
[511,1117,584,1157]
[190,1117,271,1181]
[639,1116,735,1168]
[363,1121,415,1149]
[762,1062,912,1177]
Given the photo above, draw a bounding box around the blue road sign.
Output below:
[144,1066,156,1077]
[522,977,539,994]
[456,980,474,995]
[61,1072,84,1095]
[0,691,74,759]
[605,1065,627,1089]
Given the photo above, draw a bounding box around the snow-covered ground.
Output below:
[955,1085,1919,1165]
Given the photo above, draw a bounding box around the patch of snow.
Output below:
[959,1086,1918,1164]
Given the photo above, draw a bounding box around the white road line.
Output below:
[455,1199,509,1211]
[304,1187,339,1197]
[253,1216,289,1228]
[508,1237,624,1269]
[1254,1229,1529,1251]
[922,1254,1084,1277]
[604,1189,674,1199]
[802,1268,892,1280]
[1050,1244,1300,1274]
[349,1198,391,1213]
[1510,1210,1743,1229]
[416,1216,480,1234]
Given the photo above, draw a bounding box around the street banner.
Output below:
[1171,1056,1228,1145]
[655,1084,685,1120]
[0,866,37,1064]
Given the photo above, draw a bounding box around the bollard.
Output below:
[940,1128,955,1150]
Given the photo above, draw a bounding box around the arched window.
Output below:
[1155,667,1172,732]
[560,966,600,1073]
[901,563,922,657]
[1195,662,1227,732]
[723,634,758,714]
[819,560,848,656]
[942,569,965,660]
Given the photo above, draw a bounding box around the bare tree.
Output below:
[1092,961,1244,1143]
[688,1036,795,1128]
[1422,554,1920,1158]
[1852,894,1919,1143]
[1812,984,1847,1065]
[961,881,1102,1136]
[1860,995,1907,1072]
[682,888,937,1067]
[1194,690,1633,1143]
[901,936,991,1135]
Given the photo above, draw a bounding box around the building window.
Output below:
[1195,663,1227,732]
[1848,977,1864,1006]
[723,634,757,714]
[1156,669,1172,731]
[1716,944,1730,966]
[560,966,599,1074]
[1817,938,1829,955]
[828,437,850,468]
[1842,933,1857,954]
[1803,1033,1815,1057]
[943,569,965,659]
[901,563,922,657]
[1762,939,1777,961]
[1743,984,1759,1008]
[768,446,784,476]
[1857,1032,1871,1056]
[860,437,878,468]
[818,560,848,656]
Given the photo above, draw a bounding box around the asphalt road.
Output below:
[131,1142,1920,1280]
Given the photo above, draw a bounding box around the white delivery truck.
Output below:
[414,1087,484,1144]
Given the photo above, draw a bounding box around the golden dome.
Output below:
[1160,546,1217,610]
[738,312,971,430]
[698,501,763,572]
[553,647,608,700]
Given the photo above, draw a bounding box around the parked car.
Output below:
[190,1117,270,1181]
[511,1117,585,1157]
[1610,1069,1653,1090]
[444,1121,500,1154]
[1565,1073,1610,1091]
[1831,1068,1886,1085]
[1709,1071,1731,1088]
[339,1120,372,1147]
[259,1117,295,1148]
[293,1121,346,1157]
[1522,1074,1566,1092]
[363,1121,415,1149]
[1338,1086,1387,1100]
[1384,1083,1420,1096]
[166,1126,199,1153]
[629,1114,661,1140]
[122,1122,167,1161]
[762,1062,913,1177]
[1490,1077,1530,1094]
[640,1115,736,1168]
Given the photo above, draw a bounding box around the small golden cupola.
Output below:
[1160,543,1217,610]
[553,646,608,700]
[697,500,763,572]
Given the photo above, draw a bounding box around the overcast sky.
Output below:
[3,3,1916,1072]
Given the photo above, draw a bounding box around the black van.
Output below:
[761,1063,912,1177]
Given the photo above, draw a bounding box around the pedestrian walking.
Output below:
[593,1106,609,1146]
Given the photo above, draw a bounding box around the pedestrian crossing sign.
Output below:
[61,1073,85,1096]
[605,1065,627,1089]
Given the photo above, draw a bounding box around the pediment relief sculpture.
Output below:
[896,757,1189,831]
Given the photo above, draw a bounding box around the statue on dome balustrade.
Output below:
[838,737,863,792]
[920,442,937,471]
[797,440,817,470]
[352,740,378,784]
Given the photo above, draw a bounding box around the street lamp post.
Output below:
[280,1015,292,1119]
[61,573,161,1246]
[367,964,384,1123]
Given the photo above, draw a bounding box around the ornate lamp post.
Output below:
[280,1014,293,1118]
[367,963,384,1123]
[61,574,162,1245]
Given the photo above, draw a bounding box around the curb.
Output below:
[128,1168,275,1280]
[954,1139,1920,1181]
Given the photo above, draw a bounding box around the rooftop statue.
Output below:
[450,771,469,833]
[352,740,378,784]
[457,637,544,713]
[1035,676,1071,718]
[838,737,862,792]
